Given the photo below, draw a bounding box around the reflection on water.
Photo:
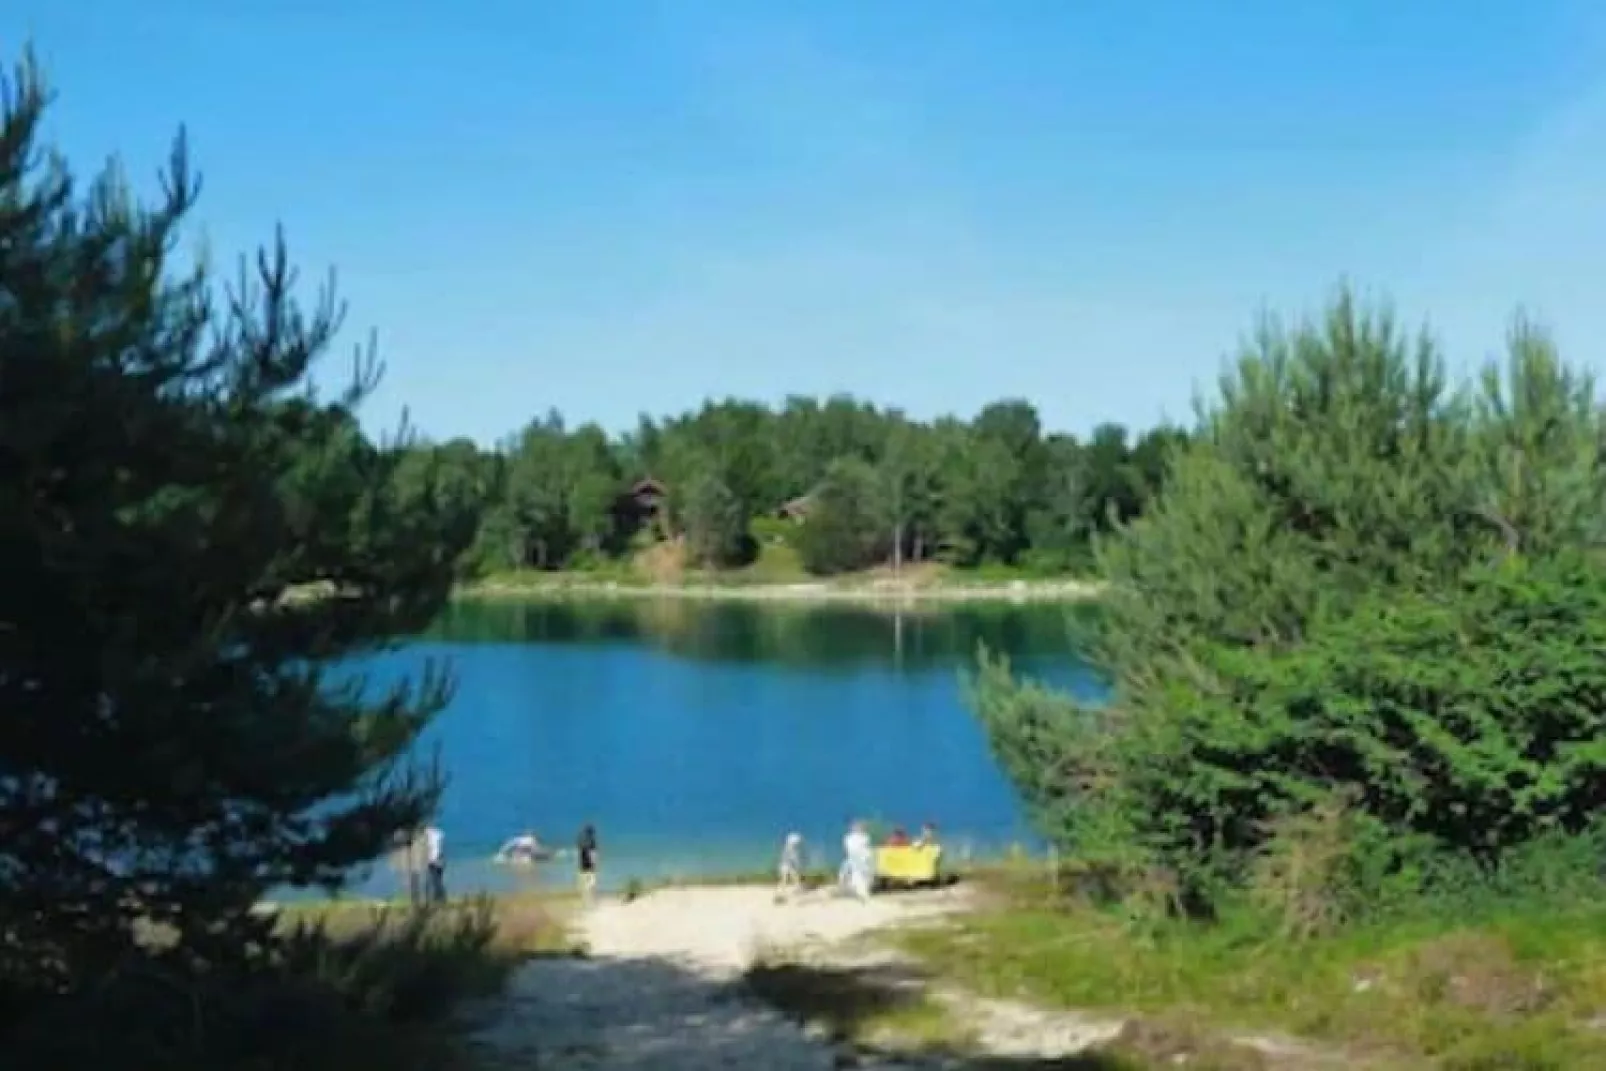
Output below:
[426,596,1097,675]
[304,598,1104,901]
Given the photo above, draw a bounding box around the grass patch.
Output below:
[743,946,1284,1070]
[3,894,574,1071]
[895,879,1606,1069]
[713,540,807,583]
[279,890,582,958]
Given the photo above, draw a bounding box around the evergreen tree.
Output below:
[973,288,1606,908]
[795,455,885,575]
[0,58,477,1004]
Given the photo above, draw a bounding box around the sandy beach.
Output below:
[461,883,978,1069]
[458,882,1344,1070]
[459,882,1146,1070]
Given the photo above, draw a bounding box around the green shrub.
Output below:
[796,457,887,575]
[1107,553,1606,901]
[972,289,1606,912]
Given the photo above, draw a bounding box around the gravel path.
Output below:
[457,884,1349,1070]
[462,953,855,1070]
[459,885,973,1069]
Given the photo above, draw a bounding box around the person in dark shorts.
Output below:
[576,823,599,901]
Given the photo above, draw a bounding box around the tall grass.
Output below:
[896,827,1606,1069]
[2,895,567,1071]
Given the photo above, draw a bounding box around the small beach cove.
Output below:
[306,598,1103,902]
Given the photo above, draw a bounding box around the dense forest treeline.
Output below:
[388,399,1189,580]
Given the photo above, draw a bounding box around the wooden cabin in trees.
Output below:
[613,477,668,536]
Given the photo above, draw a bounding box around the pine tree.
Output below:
[972,287,1606,908]
[0,55,478,1004]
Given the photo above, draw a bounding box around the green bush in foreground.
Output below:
[974,288,1606,912]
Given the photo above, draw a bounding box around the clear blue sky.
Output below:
[10,1,1606,445]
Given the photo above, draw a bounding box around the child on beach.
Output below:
[576,823,599,902]
[776,832,803,902]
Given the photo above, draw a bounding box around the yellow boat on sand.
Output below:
[874,843,943,886]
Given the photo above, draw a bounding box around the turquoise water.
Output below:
[323,598,1104,898]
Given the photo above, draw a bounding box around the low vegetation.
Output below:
[742,893,1292,1070]
[741,855,1606,1068]
[895,861,1606,1069]
[9,895,572,1070]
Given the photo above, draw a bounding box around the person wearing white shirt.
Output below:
[775,832,803,902]
[841,820,873,902]
[424,825,446,905]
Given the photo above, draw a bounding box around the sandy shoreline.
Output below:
[461,883,989,1069]
[455,576,1105,605]
[461,882,1339,1070]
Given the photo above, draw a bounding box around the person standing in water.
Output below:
[576,823,600,901]
[496,829,547,865]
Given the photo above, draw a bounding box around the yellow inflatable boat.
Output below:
[874,843,943,885]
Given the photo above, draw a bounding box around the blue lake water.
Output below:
[319,598,1105,899]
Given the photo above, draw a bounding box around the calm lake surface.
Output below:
[327,598,1105,899]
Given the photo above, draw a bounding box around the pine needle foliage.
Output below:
[0,54,478,1011]
[973,287,1606,909]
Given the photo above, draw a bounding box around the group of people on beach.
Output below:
[492,823,602,897]
[396,817,937,906]
[392,821,603,905]
[776,820,939,904]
